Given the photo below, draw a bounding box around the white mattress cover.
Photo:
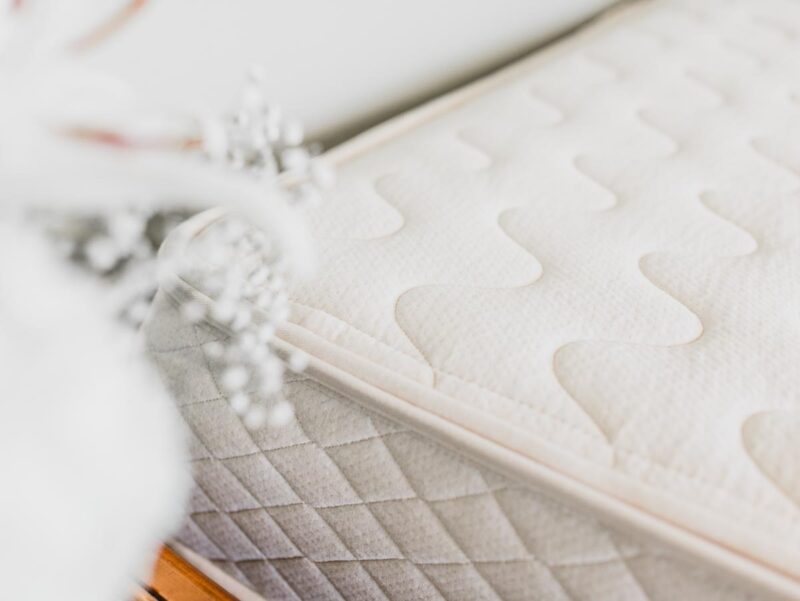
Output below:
[164,0,800,597]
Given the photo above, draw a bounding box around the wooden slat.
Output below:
[145,545,237,601]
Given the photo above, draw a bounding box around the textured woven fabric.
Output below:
[147,290,758,601]
[147,0,800,597]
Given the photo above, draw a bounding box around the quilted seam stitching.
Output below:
[184,322,315,601]
[282,401,453,600]
[185,478,504,509]
[609,539,655,601]
[209,370,417,600]
[183,375,680,601]
[301,412,504,599]
[481,487,577,601]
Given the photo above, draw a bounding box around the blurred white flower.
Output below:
[0,221,191,601]
[0,1,319,600]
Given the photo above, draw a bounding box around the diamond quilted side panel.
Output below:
[145,290,762,600]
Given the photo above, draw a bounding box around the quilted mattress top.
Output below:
[176,0,800,596]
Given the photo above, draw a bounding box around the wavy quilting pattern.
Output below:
[556,191,800,505]
[287,138,543,381]
[178,0,800,596]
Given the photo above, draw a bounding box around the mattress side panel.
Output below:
[144,290,764,601]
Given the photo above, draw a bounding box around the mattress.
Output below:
[145,0,800,598]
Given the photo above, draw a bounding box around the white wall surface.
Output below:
[87,0,618,145]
